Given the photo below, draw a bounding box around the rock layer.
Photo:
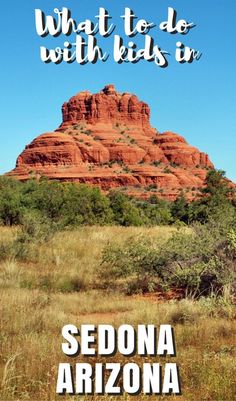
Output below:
[8,85,216,200]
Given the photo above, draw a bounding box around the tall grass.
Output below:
[0,226,235,401]
[0,226,180,292]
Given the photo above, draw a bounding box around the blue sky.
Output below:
[1,0,235,181]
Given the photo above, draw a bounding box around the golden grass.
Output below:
[1,226,181,291]
[0,226,235,401]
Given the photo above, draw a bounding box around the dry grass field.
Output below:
[0,226,235,401]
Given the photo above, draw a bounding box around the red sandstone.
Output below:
[8,85,222,200]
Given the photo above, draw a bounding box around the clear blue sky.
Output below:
[1,0,235,181]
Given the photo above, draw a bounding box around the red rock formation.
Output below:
[8,85,218,200]
[61,84,151,128]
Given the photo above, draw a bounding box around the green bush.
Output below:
[138,196,172,226]
[169,301,201,324]
[108,191,144,226]
[100,219,236,298]
[55,276,86,293]
[0,176,23,225]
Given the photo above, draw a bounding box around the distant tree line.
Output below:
[0,169,235,228]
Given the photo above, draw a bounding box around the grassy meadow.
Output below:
[0,226,235,401]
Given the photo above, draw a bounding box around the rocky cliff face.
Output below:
[61,84,151,127]
[8,85,216,200]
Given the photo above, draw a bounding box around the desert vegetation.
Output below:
[0,169,235,400]
[0,169,235,228]
[0,226,235,401]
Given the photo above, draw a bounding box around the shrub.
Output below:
[55,276,86,293]
[163,167,172,174]
[0,176,23,225]
[0,211,58,262]
[171,194,189,224]
[168,301,201,324]
[140,197,172,226]
[108,191,144,226]
[189,169,235,223]
[100,220,236,298]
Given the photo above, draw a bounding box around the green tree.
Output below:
[140,196,172,225]
[109,191,143,226]
[203,169,228,197]
[61,184,113,226]
[190,169,235,223]
[171,193,189,224]
[0,176,23,225]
